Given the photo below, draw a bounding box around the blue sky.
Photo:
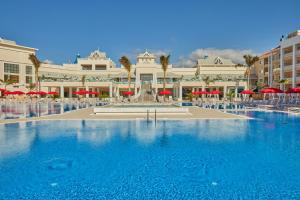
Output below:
[1,0,300,66]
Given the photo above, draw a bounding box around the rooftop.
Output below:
[197,56,235,66]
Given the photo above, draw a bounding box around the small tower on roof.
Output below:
[74,53,80,64]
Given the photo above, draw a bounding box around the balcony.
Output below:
[284,52,293,58]
[284,65,293,71]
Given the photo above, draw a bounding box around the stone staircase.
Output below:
[138,82,155,102]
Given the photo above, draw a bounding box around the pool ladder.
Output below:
[146,109,157,125]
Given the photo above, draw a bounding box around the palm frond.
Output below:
[119,56,131,73]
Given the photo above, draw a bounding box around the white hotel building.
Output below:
[0,38,248,100]
[256,30,300,89]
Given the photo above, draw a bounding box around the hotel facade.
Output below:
[256,30,300,89]
[0,38,248,100]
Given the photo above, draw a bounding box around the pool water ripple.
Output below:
[0,111,300,199]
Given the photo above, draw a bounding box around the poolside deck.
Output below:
[0,106,248,124]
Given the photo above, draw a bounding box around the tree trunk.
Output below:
[247,68,250,90]
[163,70,166,101]
[35,69,39,91]
[128,73,131,92]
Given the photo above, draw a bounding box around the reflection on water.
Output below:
[0,112,299,161]
[1,112,300,199]
[0,119,248,161]
[0,122,36,160]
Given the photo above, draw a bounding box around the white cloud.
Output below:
[43,59,54,64]
[176,48,258,67]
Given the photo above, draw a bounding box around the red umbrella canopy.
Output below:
[198,91,209,95]
[88,91,99,95]
[73,90,89,95]
[123,91,134,96]
[292,87,300,93]
[286,87,300,94]
[26,91,38,95]
[240,90,255,95]
[37,91,47,95]
[285,88,295,94]
[47,91,58,95]
[4,91,25,95]
[193,91,209,95]
[0,88,6,92]
[260,87,283,94]
[210,90,221,95]
[27,91,47,95]
[159,90,172,95]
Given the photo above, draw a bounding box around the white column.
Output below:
[235,87,238,98]
[224,86,227,100]
[179,85,182,101]
[134,86,137,95]
[109,83,113,98]
[292,44,296,88]
[69,87,72,98]
[85,86,89,98]
[280,47,284,90]
[60,86,64,98]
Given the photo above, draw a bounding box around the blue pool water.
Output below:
[0,112,300,199]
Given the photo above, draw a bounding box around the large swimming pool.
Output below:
[0,112,300,199]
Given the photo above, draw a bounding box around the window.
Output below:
[95,65,106,70]
[26,76,32,84]
[140,74,153,82]
[82,65,92,70]
[26,66,33,75]
[4,63,19,73]
[4,74,19,83]
[4,63,19,83]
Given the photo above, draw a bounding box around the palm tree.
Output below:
[278,79,289,91]
[243,55,259,89]
[195,66,200,79]
[203,76,214,88]
[81,75,86,87]
[27,83,36,91]
[119,56,132,92]
[0,78,16,90]
[29,54,41,91]
[160,55,170,101]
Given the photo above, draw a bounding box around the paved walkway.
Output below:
[0,107,248,124]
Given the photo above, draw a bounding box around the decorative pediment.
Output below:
[214,57,223,64]
[137,50,155,59]
[88,50,107,60]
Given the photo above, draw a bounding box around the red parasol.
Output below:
[260,87,283,94]
[47,91,58,95]
[159,90,172,95]
[73,90,89,95]
[123,91,134,96]
[4,91,25,95]
[210,90,221,95]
